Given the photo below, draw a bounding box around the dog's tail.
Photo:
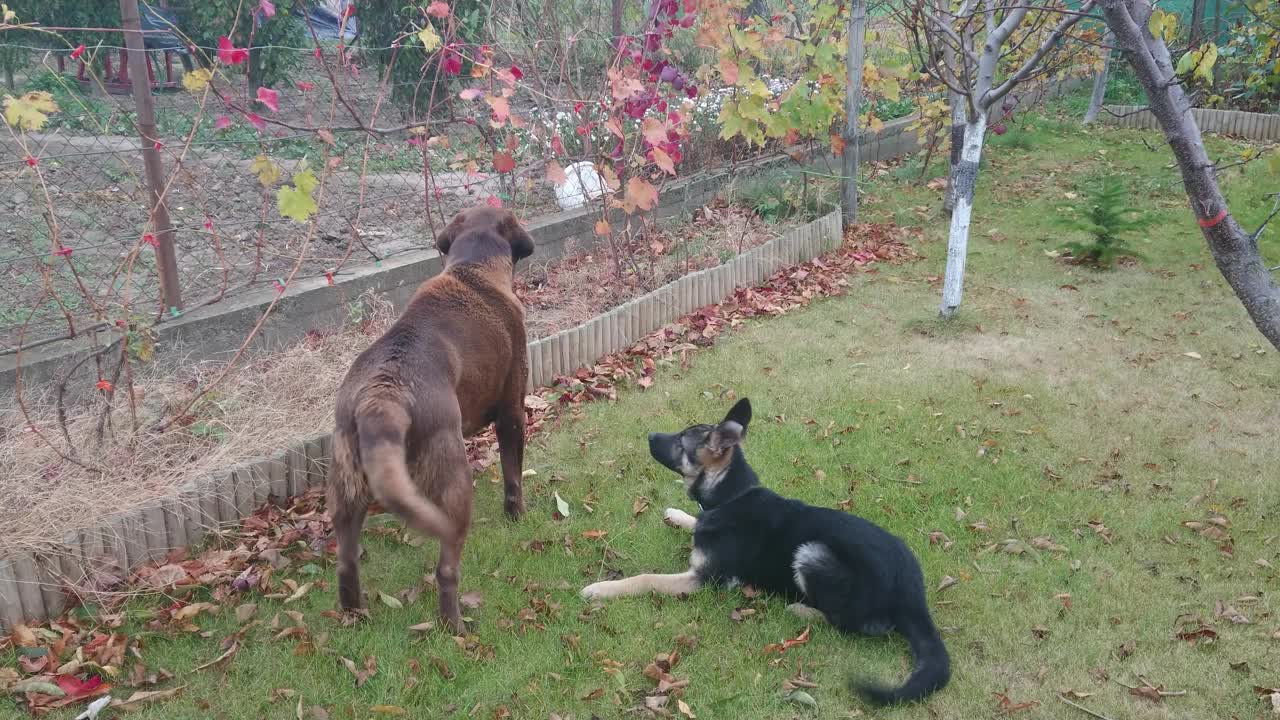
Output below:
[850,609,950,706]
[353,395,455,540]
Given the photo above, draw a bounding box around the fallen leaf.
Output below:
[1129,686,1162,704]
[236,603,258,623]
[378,592,404,610]
[937,575,958,591]
[284,582,314,604]
[110,686,185,711]
[553,491,571,519]
[370,705,407,715]
[460,591,484,609]
[677,698,696,718]
[1183,351,1202,359]
[340,656,378,688]
[408,621,435,633]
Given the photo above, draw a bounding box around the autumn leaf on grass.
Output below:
[553,491,571,520]
[340,655,378,688]
[182,68,213,93]
[378,591,403,610]
[249,155,283,187]
[460,590,484,609]
[992,690,1038,714]
[278,166,319,223]
[762,626,810,655]
[111,686,185,711]
[4,91,58,131]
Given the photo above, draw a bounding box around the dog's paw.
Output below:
[663,507,696,530]
[580,582,613,601]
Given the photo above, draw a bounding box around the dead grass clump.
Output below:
[0,292,396,557]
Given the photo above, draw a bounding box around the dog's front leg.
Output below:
[662,507,697,532]
[581,570,702,601]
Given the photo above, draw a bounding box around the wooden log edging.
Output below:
[1103,104,1280,141]
[0,211,844,630]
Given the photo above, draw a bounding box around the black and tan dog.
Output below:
[329,206,534,632]
[581,398,951,705]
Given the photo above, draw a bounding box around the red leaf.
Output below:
[54,674,106,700]
[70,44,86,60]
[217,36,249,65]
[246,112,267,132]
[143,233,158,247]
[214,115,233,130]
[297,81,315,91]
[96,380,114,392]
[510,64,524,80]
[442,47,462,75]
[259,0,276,18]
[426,1,450,17]
[256,86,280,113]
[486,195,503,208]
[24,155,37,167]
[493,152,515,173]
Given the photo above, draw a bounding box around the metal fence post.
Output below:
[120,0,183,314]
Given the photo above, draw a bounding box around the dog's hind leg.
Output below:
[495,404,526,519]
[421,435,474,634]
[331,498,368,611]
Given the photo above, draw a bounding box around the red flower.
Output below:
[217,36,249,65]
[70,44,86,60]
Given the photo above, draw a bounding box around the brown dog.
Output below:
[328,206,534,631]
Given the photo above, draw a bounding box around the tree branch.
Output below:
[983,0,1097,107]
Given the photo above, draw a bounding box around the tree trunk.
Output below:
[611,0,624,45]
[841,0,867,227]
[1101,0,1280,349]
[1189,0,1206,47]
[1083,30,1113,124]
[939,114,987,318]
[944,90,965,213]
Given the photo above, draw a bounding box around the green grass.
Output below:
[5,97,1280,720]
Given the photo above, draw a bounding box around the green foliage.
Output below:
[360,0,488,116]
[168,0,305,91]
[734,169,836,224]
[1058,178,1151,268]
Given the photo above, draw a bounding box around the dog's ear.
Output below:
[722,397,752,434]
[709,398,750,453]
[435,212,466,256]
[499,212,535,263]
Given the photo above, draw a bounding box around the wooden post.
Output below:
[120,0,183,314]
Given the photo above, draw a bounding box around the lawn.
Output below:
[4,99,1279,720]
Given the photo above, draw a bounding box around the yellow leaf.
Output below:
[249,155,282,187]
[417,24,441,52]
[278,166,319,223]
[182,68,213,93]
[622,176,658,213]
[2,4,16,22]
[718,55,740,84]
[641,117,668,146]
[594,219,610,236]
[3,91,58,131]
[371,706,407,716]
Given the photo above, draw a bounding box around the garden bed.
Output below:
[0,204,823,616]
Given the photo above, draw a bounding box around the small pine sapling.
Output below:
[1059,178,1151,268]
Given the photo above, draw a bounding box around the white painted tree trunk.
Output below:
[944,92,965,213]
[939,114,987,318]
[1083,30,1113,125]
